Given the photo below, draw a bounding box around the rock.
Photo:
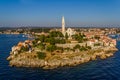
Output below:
[91,55,96,60]
[105,53,113,57]
[100,54,106,59]
[7,47,117,69]
[7,55,15,61]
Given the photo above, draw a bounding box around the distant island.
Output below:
[7,17,118,69]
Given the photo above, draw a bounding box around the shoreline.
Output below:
[7,47,117,69]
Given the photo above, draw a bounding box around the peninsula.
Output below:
[7,17,117,69]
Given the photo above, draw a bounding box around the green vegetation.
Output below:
[72,33,86,43]
[49,31,64,37]
[37,43,45,51]
[86,46,91,49]
[32,31,67,53]
[7,28,118,69]
[55,39,66,44]
[73,44,80,49]
[64,47,71,51]
[20,46,29,52]
[39,35,46,43]
[73,44,91,52]
[37,52,46,59]
[56,47,64,53]
[94,43,101,46]
[65,32,69,40]
[32,31,92,54]
[46,45,56,52]
[79,46,87,51]
[45,37,55,45]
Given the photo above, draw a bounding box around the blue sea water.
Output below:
[0,34,120,80]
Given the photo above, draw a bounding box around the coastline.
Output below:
[6,28,118,69]
[7,47,117,69]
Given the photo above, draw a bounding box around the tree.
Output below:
[65,32,69,40]
[60,39,66,44]
[87,46,91,49]
[46,45,56,52]
[65,47,70,51]
[45,37,55,45]
[37,43,45,51]
[73,44,81,50]
[50,31,64,37]
[49,38,55,45]
[72,34,85,43]
[37,52,46,59]
[39,35,46,43]
[55,39,66,44]
[79,46,87,51]
[58,32,64,37]
[20,46,29,52]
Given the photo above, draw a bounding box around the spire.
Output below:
[62,16,65,34]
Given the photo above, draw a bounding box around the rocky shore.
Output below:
[7,47,117,69]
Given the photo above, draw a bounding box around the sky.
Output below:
[0,0,120,27]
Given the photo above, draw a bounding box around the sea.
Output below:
[0,34,120,80]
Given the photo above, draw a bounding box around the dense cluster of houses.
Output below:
[56,28,117,49]
[11,28,117,55]
[84,29,116,48]
[11,40,33,55]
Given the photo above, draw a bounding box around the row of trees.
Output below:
[73,44,91,51]
[37,31,66,45]
[33,31,65,53]
[34,31,87,45]
[72,33,86,43]
[33,31,91,53]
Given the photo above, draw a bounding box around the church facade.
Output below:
[62,16,76,39]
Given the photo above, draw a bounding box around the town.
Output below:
[7,17,118,69]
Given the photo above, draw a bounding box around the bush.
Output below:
[50,31,64,37]
[21,46,29,52]
[56,47,64,52]
[73,44,80,50]
[37,52,46,59]
[32,40,38,47]
[37,43,45,50]
[39,35,46,43]
[46,45,56,52]
[79,46,87,51]
[87,46,91,49]
[94,43,101,46]
[55,39,66,44]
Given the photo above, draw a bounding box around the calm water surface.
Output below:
[0,34,120,80]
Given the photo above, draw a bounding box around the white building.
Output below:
[61,16,76,39]
[66,28,76,39]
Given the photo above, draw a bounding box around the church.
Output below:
[62,16,76,39]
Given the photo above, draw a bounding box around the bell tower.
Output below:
[62,16,65,34]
